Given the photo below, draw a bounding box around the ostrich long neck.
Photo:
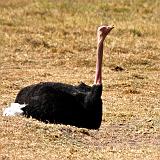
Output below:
[94,39,104,85]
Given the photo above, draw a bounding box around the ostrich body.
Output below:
[15,82,102,129]
[9,25,113,129]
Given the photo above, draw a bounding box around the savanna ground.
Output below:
[0,0,160,159]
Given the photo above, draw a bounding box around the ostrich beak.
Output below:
[108,25,114,30]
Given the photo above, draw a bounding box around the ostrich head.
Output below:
[94,25,114,85]
[97,25,114,42]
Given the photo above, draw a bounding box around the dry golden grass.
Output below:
[0,0,160,159]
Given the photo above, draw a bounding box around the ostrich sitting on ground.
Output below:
[3,25,114,129]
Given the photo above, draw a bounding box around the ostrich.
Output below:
[3,25,114,129]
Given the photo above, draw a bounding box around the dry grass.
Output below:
[0,0,160,159]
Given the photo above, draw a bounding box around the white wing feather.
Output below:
[3,103,26,116]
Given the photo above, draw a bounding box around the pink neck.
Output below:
[94,40,104,85]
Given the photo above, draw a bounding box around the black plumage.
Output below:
[15,82,102,129]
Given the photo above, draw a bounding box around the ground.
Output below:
[0,0,160,159]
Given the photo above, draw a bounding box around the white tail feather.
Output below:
[3,103,26,116]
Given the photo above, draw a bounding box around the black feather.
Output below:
[15,82,102,129]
